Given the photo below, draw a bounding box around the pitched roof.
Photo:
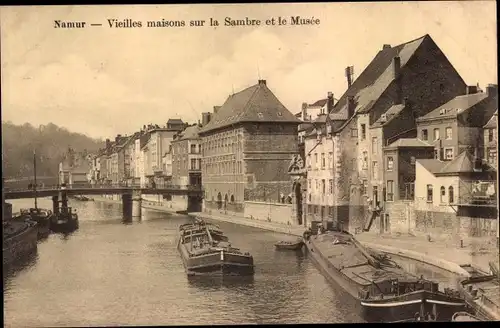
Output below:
[167,118,184,124]
[484,110,498,128]
[199,80,300,134]
[418,151,495,176]
[311,99,328,107]
[372,104,406,127]
[174,124,200,141]
[328,35,430,127]
[385,138,433,149]
[417,158,447,174]
[418,92,489,121]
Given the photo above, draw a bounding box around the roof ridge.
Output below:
[239,84,261,119]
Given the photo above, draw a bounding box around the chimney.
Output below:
[466,85,478,95]
[115,134,122,143]
[345,66,354,88]
[486,84,498,97]
[258,79,267,85]
[202,112,212,126]
[393,56,402,104]
[347,96,355,118]
[302,102,308,121]
[327,92,334,113]
[213,106,220,114]
[105,138,111,149]
[383,44,391,50]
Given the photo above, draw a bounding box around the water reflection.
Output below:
[187,275,255,290]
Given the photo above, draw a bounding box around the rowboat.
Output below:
[274,239,304,251]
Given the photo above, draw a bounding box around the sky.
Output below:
[1,2,497,139]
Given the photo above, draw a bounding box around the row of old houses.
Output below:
[302,34,498,240]
[85,33,497,239]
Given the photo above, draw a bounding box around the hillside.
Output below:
[1,121,104,178]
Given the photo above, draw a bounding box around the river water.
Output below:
[3,198,460,327]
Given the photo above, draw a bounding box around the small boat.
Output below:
[274,239,304,251]
[50,206,79,233]
[177,220,254,276]
[20,207,53,239]
[458,263,500,321]
[302,229,467,322]
[452,311,481,321]
[72,195,93,201]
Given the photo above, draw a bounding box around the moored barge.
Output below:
[20,207,53,239]
[177,220,254,276]
[303,229,466,322]
[3,219,38,266]
[458,263,500,321]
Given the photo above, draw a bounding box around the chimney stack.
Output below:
[486,84,498,97]
[213,106,221,114]
[383,44,391,50]
[466,85,478,95]
[327,92,334,113]
[345,66,354,88]
[347,96,355,118]
[258,79,267,85]
[302,102,308,121]
[393,56,402,104]
[202,112,212,126]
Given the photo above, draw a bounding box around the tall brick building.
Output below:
[199,79,301,214]
[305,34,467,233]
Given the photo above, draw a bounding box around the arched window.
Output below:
[440,186,446,203]
[448,186,454,204]
[230,195,235,203]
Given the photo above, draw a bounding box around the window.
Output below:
[351,128,358,138]
[308,179,311,190]
[190,144,196,153]
[314,153,318,169]
[488,149,497,164]
[372,161,378,180]
[328,152,333,169]
[386,156,394,171]
[440,186,446,203]
[433,128,440,141]
[386,180,394,201]
[321,153,325,169]
[488,129,494,142]
[444,148,454,160]
[421,129,428,141]
[321,179,326,194]
[307,155,311,170]
[361,124,366,140]
[426,185,433,202]
[434,149,439,159]
[329,179,333,194]
[410,156,416,165]
[372,137,378,154]
[448,186,454,204]
[362,180,368,195]
[445,127,452,140]
[362,151,368,170]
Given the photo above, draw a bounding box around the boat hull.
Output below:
[3,221,38,267]
[303,234,466,322]
[178,241,254,276]
[275,242,304,251]
[50,216,79,233]
[459,275,500,321]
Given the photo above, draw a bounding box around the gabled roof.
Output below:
[418,151,495,176]
[174,124,200,141]
[418,92,489,121]
[167,118,184,125]
[199,80,300,134]
[328,35,447,131]
[385,138,433,149]
[310,99,328,107]
[484,110,498,129]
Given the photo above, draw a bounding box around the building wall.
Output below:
[414,161,458,213]
[484,125,497,166]
[243,201,294,225]
[243,123,298,203]
[201,126,245,213]
[172,138,202,185]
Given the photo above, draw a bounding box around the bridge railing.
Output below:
[3,183,202,192]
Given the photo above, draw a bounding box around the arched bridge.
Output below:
[4,183,203,200]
